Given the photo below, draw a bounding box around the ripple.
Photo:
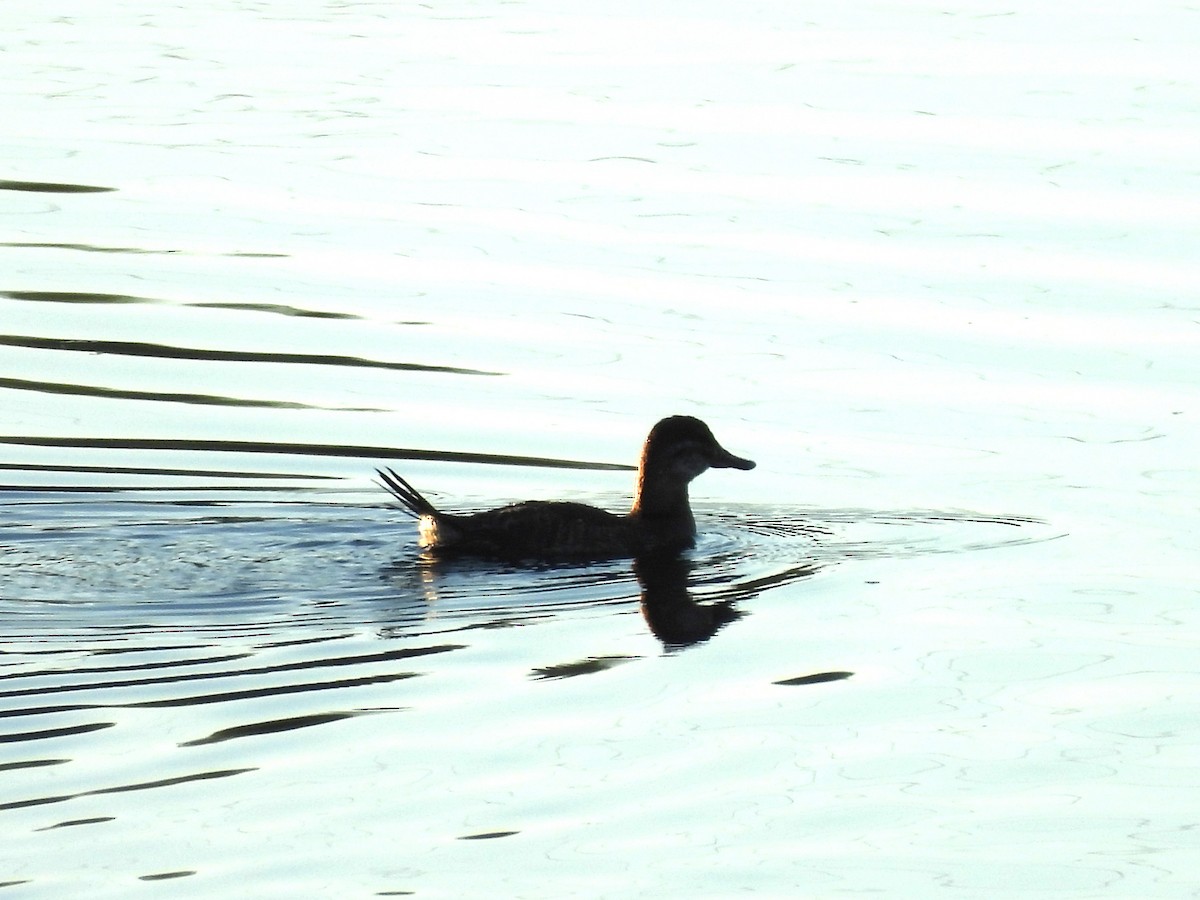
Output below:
[0,179,115,194]
[0,333,502,376]
[0,767,257,812]
[179,710,374,746]
[704,504,1054,568]
[0,496,1057,644]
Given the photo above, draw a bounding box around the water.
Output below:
[3,2,1199,896]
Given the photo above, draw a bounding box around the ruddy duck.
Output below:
[377,415,755,561]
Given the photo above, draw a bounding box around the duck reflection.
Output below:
[633,553,743,649]
[380,546,822,651]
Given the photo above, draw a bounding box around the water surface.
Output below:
[2,2,1198,896]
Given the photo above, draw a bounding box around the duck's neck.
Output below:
[629,474,695,538]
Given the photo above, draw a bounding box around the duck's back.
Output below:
[427,500,637,561]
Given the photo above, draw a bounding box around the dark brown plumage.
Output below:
[377,415,755,561]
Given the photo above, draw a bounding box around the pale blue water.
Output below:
[2,2,1198,896]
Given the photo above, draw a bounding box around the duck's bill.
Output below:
[709,446,756,470]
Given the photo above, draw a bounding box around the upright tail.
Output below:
[375,467,438,520]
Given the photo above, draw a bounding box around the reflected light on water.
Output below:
[2,0,1198,895]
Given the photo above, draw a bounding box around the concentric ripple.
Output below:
[0,491,1062,843]
[1,493,1058,642]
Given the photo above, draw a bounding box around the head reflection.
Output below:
[633,553,743,649]
[382,547,817,651]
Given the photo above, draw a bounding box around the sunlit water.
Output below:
[3,2,1198,897]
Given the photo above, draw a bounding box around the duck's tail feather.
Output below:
[375,467,438,519]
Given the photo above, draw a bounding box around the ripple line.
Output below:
[0,759,69,772]
[2,291,361,320]
[0,180,115,194]
[0,334,502,376]
[0,721,114,743]
[128,672,418,708]
[35,816,115,831]
[0,462,334,479]
[0,767,256,812]
[0,651,253,683]
[0,375,385,412]
[0,436,635,471]
[179,710,371,746]
[0,644,464,699]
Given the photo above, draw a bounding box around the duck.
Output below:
[377,415,755,561]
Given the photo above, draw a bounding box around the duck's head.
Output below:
[638,415,756,485]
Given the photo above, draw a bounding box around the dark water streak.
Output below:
[0,180,115,194]
[0,462,333,479]
[0,333,501,377]
[3,290,364,320]
[0,436,635,471]
[1,241,286,257]
[0,767,257,812]
[0,375,384,411]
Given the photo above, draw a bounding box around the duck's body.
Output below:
[377,415,755,561]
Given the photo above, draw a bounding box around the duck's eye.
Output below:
[667,442,709,473]
[670,441,702,458]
